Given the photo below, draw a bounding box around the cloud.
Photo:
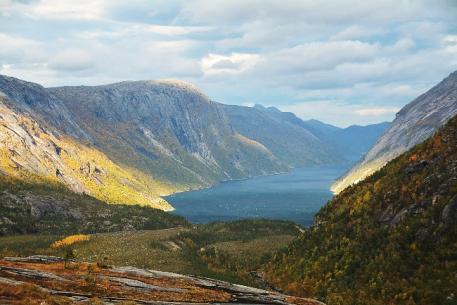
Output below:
[281,101,398,127]
[254,40,379,75]
[354,107,400,116]
[48,49,94,71]
[444,35,457,44]
[177,0,437,26]
[201,53,260,76]
[0,0,457,125]
[330,25,387,41]
[12,0,108,20]
[143,25,213,36]
[0,33,45,62]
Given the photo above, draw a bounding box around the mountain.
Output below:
[300,119,341,137]
[0,74,390,215]
[0,74,389,213]
[332,71,457,193]
[48,80,286,188]
[265,114,457,305]
[0,176,187,236]
[0,75,291,211]
[0,76,178,210]
[320,122,390,162]
[222,104,340,166]
[223,104,389,167]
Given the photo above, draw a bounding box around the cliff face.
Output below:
[0,93,176,210]
[332,71,457,193]
[48,80,286,188]
[0,75,90,141]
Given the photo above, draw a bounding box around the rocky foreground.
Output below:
[0,255,323,305]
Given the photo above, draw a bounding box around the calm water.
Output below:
[166,164,349,226]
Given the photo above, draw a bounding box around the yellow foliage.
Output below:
[51,234,90,249]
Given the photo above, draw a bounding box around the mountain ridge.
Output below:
[0,73,390,212]
[332,71,457,193]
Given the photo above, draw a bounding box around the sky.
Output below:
[1,0,457,127]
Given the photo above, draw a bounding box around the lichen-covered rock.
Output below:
[0,256,325,305]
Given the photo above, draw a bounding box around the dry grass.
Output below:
[71,229,195,273]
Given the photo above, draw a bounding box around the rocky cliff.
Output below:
[49,80,286,188]
[0,86,175,211]
[332,71,457,193]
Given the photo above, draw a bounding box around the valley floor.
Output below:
[0,220,298,288]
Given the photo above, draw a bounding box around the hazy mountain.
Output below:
[300,119,341,137]
[223,104,389,167]
[266,114,457,305]
[332,71,457,193]
[322,122,390,162]
[222,104,341,166]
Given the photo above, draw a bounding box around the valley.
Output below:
[0,220,300,288]
[1,71,456,305]
[2,1,457,304]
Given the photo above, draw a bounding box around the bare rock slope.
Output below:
[332,71,457,193]
[0,255,324,305]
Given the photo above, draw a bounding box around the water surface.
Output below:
[166,164,348,226]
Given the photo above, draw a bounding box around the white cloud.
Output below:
[0,0,457,126]
[48,49,94,71]
[16,0,108,20]
[281,101,398,127]
[253,40,379,75]
[201,53,260,76]
[330,25,386,41]
[354,107,400,116]
[177,0,439,26]
[0,33,45,62]
[143,25,212,36]
[444,35,457,44]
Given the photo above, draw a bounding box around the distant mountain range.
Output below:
[223,103,389,167]
[0,74,388,210]
[332,71,457,193]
